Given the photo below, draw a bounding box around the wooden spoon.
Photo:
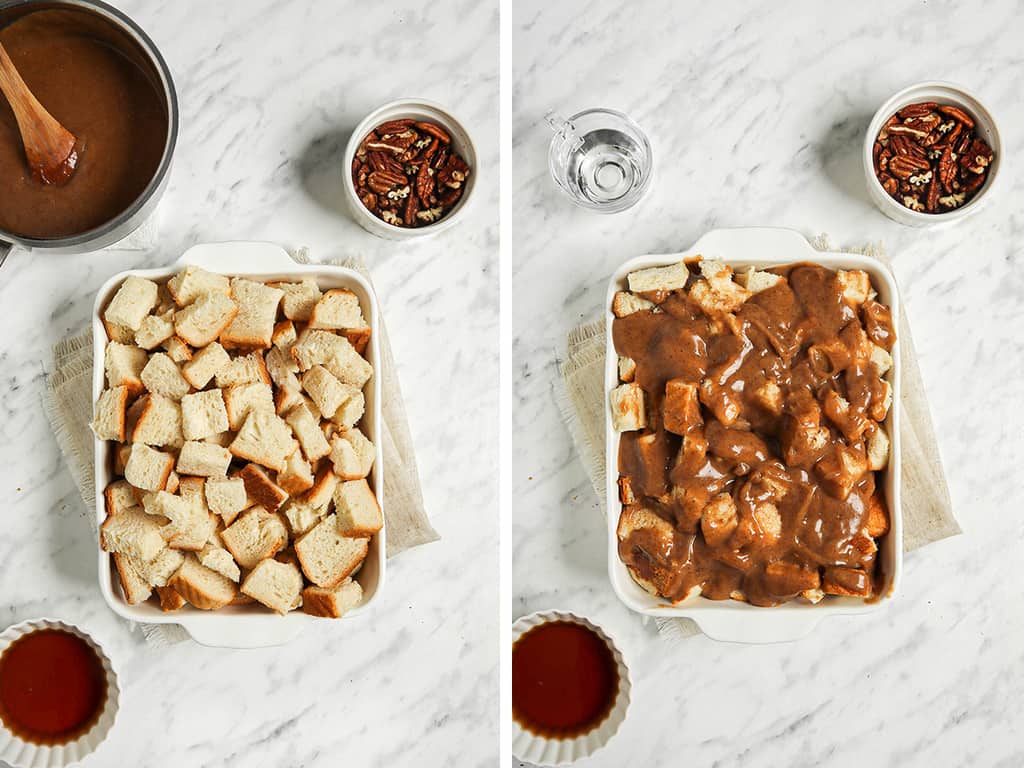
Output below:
[0,40,79,185]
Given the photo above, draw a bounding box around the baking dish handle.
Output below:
[179,617,306,649]
[175,240,299,274]
[688,611,824,644]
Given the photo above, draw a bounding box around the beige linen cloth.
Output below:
[558,236,961,641]
[43,251,439,646]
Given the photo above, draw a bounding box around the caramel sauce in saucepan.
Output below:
[512,621,619,738]
[0,629,106,745]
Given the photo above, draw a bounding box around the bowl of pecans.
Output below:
[864,81,1001,226]
[344,98,476,239]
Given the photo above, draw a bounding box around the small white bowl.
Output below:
[863,81,1001,226]
[511,610,631,766]
[0,619,120,768]
[343,98,477,240]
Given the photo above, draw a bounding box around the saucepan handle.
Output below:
[0,240,12,269]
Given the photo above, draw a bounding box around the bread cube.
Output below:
[239,463,289,511]
[278,450,314,496]
[302,578,363,618]
[204,476,247,521]
[626,261,688,295]
[618,356,636,383]
[92,386,129,441]
[104,480,137,517]
[266,346,301,391]
[752,501,782,543]
[323,340,373,390]
[662,379,702,435]
[131,394,183,447]
[215,351,271,388]
[100,507,165,563]
[283,499,324,536]
[822,566,872,597]
[294,514,369,588]
[241,558,303,615]
[837,270,871,306]
[168,553,236,610]
[177,441,232,477]
[308,289,367,331]
[290,329,347,371]
[763,561,821,596]
[198,545,240,583]
[113,553,152,605]
[162,336,193,363]
[104,342,148,396]
[700,493,737,546]
[609,382,647,432]
[302,365,347,419]
[612,291,655,318]
[334,479,382,537]
[141,353,191,401]
[103,319,136,344]
[866,425,890,471]
[104,276,159,332]
[223,382,274,431]
[174,292,238,348]
[329,428,375,480]
[735,266,784,293]
[182,342,231,389]
[229,410,297,472]
[135,312,175,350]
[870,344,893,376]
[270,278,322,322]
[124,443,175,492]
[167,266,230,307]
[285,403,331,461]
[221,507,289,569]
[181,389,229,441]
[221,278,283,349]
[142,547,185,588]
[332,390,365,430]
[272,320,297,352]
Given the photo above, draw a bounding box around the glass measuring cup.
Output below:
[546,108,653,213]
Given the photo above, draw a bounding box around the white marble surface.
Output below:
[509,1,1024,766]
[0,1,497,766]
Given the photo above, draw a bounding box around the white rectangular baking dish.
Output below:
[605,227,902,643]
[92,241,385,648]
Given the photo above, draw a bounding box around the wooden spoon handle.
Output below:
[0,41,44,130]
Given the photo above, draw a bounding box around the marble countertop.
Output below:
[0,1,497,766]
[509,1,1024,766]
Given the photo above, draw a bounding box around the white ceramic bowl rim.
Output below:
[863,80,1001,224]
[342,97,477,237]
[511,609,631,766]
[0,618,120,768]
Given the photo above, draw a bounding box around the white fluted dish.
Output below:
[511,610,631,766]
[0,618,120,768]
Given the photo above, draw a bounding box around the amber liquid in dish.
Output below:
[512,621,618,738]
[0,629,106,745]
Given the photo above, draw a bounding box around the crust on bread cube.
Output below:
[204,476,247,520]
[101,506,165,562]
[610,382,647,432]
[302,577,363,618]
[308,289,367,331]
[177,440,232,477]
[220,506,289,569]
[104,276,159,332]
[223,382,275,431]
[272,320,298,352]
[155,585,186,611]
[221,278,284,350]
[181,389,229,441]
[270,279,322,322]
[274,385,305,417]
[626,262,689,296]
[866,425,890,471]
[612,291,655,318]
[294,514,369,588]
[241,558,303,615]
[131,394,183,447]
[278,450,314,496]
[302,464,338,509]
[167,266,230,307]
[333,479,382,537]
[182,342,231,389]
[162,336,193,363]
[104,480,137,517]
[239,463,289,511]
[329,428,375,480]
[141,353,191,401]
[103,319,136,344]
[124,443,175,492]
[113,553,152,605]
[135,312,175,350]
[92,386,129,441]
[618,356,637,383]
[105,342,149,397]
[229,410,297,473]
[285,403,331,462]
[215,351,271,388]
[168,553,236,610]
[174,292,238,348]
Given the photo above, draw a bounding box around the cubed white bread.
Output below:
[612,291,655,318]
[182,342,231,389]
[331,389,364,430]
[329,428,375,480]
[92,386,129,441]
[289,329,347,371]
[142,489,188,518]
[205,476,247,519]
[266,346,301,391]
[229,410,297,472]
[304,465,339,509]
[162,336,193,363]
[203,431,235,447]
[301,578,363,618]
[198,544,240,582]
[302,394,323,421]
[322,339,372,390]
[241,558,303,614]
[104,480,137,516]
[113,553,152,604]
[165,471,181,494]
[168,553,236,610]
[284,403,331,462]
[618,356,637,383]
[177,441,232,477]
[870,344,893,376]
[626,261,689,295]
[220,506,289,569]
[103,318,136,344]
[239,463,289,511]
[114,443,132,475]
[104,342,148,396]
[301,365,348,419]
[174,292,238,348]
[333,479,382,537]
[141,353,191,401]
[104,276,159,331]
[610,382,647,432]
[155,586,186,611]
[272,320,297,352]
[224,382,275,431]
[142,547,185,587]
[270,279,322,322]
[275,385,306,417]
[167,266,230,307]
[181,389,229,441]
[278,450,314,496]
[283,499,324,536]
[135,312,175,350]
[131,394,183,447]
[837,270,871,305]
[215,351,271,388]
[154,283,175,315]
[147,483,213,551]
[343,327,371,356]
[101,507,165,562]
[735,266,784,293]
[867,426,890,471]
[221,278,283,349]
[294,514,369,588]
[124,443,176,492]
[308,289,367,331]
[689,274,751,314]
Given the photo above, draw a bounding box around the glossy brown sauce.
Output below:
[614,263,895,607]
[0,10,167,239]
[512,621,619,738]
[0,629,106,744]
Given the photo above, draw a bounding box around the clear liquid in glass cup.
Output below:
[546,108,653,213]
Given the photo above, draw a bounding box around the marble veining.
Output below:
[0,1,497,766]
[509,1,1024,766]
